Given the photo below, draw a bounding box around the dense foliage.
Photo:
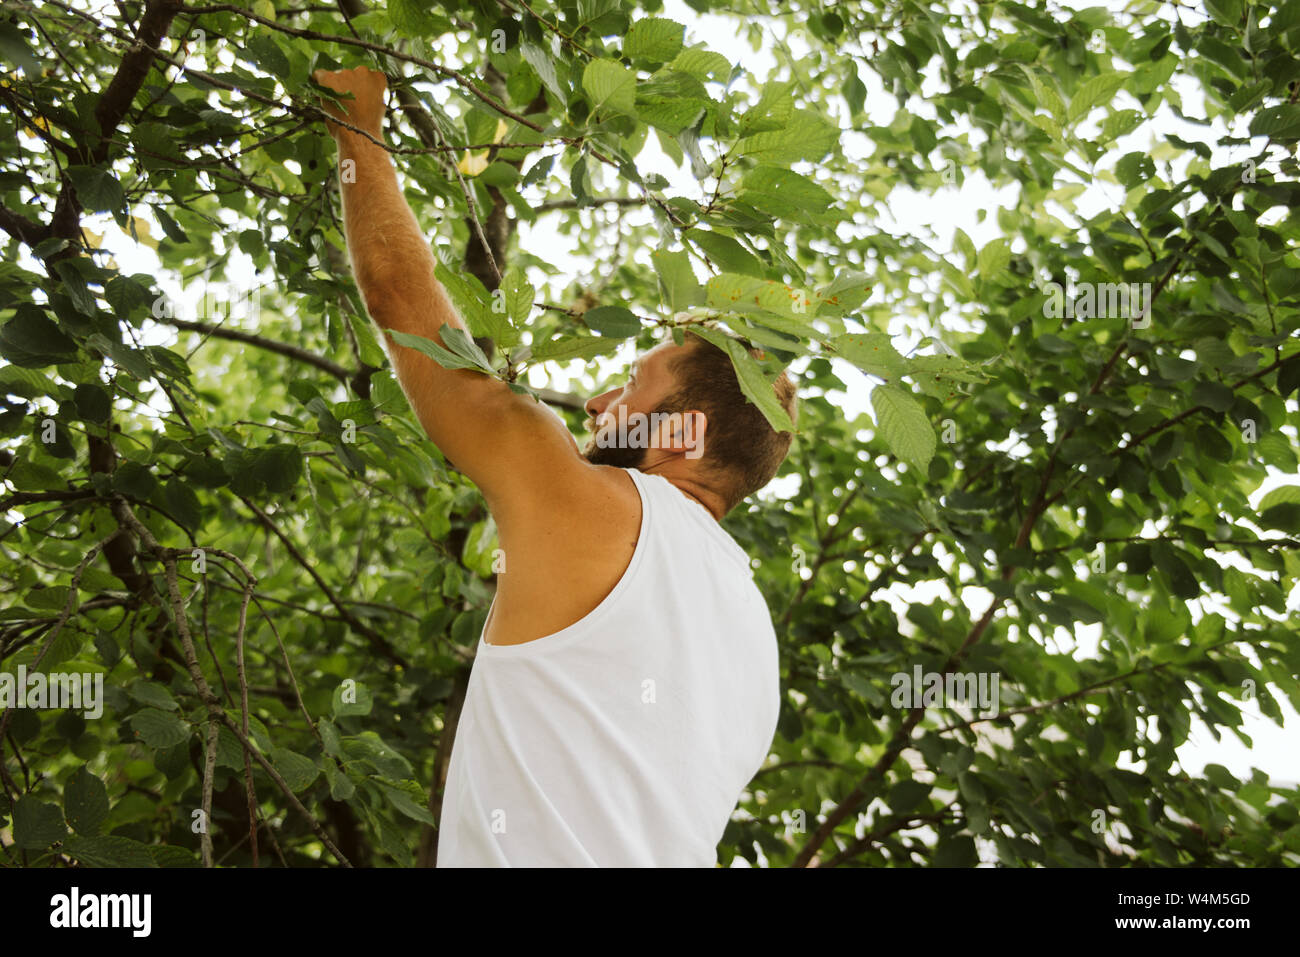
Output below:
[1,0,1298,867]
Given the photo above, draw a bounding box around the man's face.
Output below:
[581,341,687,469]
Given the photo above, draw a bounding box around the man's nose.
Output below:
[585,388,619,417]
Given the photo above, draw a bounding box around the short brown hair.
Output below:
[657,331,797,513]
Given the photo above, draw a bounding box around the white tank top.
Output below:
[435,467,781,867]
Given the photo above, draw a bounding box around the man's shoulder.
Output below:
[493,462,643,558]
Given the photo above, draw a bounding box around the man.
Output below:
[315,66,798,866]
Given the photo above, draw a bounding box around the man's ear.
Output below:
[649,410,707,459]
[678,410,707,460]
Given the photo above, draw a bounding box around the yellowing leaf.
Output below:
[458,150,489,177]
[128,217,157,250]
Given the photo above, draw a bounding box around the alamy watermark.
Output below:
[890,666,1000,718]
[49,887,150,937]
[1041,280,1152,328]
[590,407,703,458]
[151,279,262,325]
[0,666,104,719]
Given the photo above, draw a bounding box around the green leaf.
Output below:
[721,317,804,354]
[388,0,443,37]
[582,59,637,116]
[112,461,156,498]
[498,267,534,329]
[1191,380,1234,412]
[318,718,343,757]
[530,335,620,362]
[584,305,641,338]
[1153,547,1200,600]
[0,364,59,399]
[154,206,188,243]
[73,383,111,422]
[387,329,493,373]
[161,478,202,531]
[872,385,936,472]
[214,725,246,770]
[722,336,795,434]
[26,584,72,611]
[520,40,568,102]
[479,162,519,189]
[347,310,387,367]
[0,306,79,366]
[815,272,874,315]
[1204,0,1243,26]
[1067,72,1130,123]
[250,443,303,494]
[343,731,413,778]
[933,833,979,866]
[127,681,179,712]
[828,333,907,380]
[738,166,834,224]
[440,326,495,369]
[1155,354,1199,380]
[64,766,110,836]
[379,781,438,825]
[843,61,866,118]
[63,834,158,867]
[623,17,685,62]
[706,273,816,320]
[65,165,124,213]
[637,96,710,136]
[13,796,67,849]
[1277,357,1300,399]
[958,770,987,805]
[651,248,702,313]
[322,760,356,801]
[1202,762,1238,789]
[669,47,731,81]
[907,355,987,383]
[270,747,319,792]
[332,680,374,717]
[1259,503,1300,533]
[1024,68,1066,123]
[735,109,838,163]
[739,81,795,135]
[685,229,767,278]
[243,34,290,79]
[889,779,931,814]
[128,707,190,749]
[150,844,199,867]
[432,263,510,346]
[976,238,1011,278]
[677,111,711,179]
[1249,105,1300,140]
[1196,424,1233,462]
[909,354,989,398]
[1258,485,1300,512]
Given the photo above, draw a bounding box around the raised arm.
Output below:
[313,67,586,519]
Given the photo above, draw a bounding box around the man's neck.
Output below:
[637,460,725,522]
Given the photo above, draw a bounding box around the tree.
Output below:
[0,0,1297,868]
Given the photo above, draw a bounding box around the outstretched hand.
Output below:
[312,65,388,139]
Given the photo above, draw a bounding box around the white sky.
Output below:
[58,0,1297,792]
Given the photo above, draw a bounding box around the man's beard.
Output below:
[581,434,648,469]
[581,413,650,469]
